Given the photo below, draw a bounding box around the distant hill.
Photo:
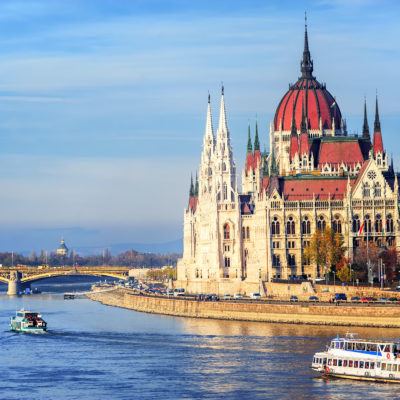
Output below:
[72,239,183,256]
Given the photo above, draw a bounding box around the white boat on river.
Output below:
[312,333,400,383]
[10,309,47,333]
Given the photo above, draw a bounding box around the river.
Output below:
[0,277,399,400]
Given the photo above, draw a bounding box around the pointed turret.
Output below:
[270,146,277,176]
[299,102,309,155]
[204,93,214,141]
[246,125,253,174]
[373,95,383,155]
[254,121,260,151]
[362,99,370,140]
[195,172,199,196]
[217,84,228,135]
[189,174,194,198]
[247,125,252,153]
[300,13,314,79]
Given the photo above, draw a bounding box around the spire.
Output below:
[291,112,297,136]
[300,12,314,79]
[374,95,381,132]
[195,172,199,196]
[290,113,299,161]
[189,174,194,197]
[270,146,277,176]
[218,84,228,134]
[247,125,252,153]
[205,93,214,139]
[362,99,370,139]
[254,121,260,151]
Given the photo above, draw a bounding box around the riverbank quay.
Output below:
[87,288,400,328]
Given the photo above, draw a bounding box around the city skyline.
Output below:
[0,0,399,252]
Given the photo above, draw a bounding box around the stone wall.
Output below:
[87,288,400,328]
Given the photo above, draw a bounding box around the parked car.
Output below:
[290,295,299,302]
[315,278,325,282]
[362,296,373,302]
[223,294,232,300]
[389,297,398,302]
[378,297,390,302]
[233,293,243,299]
[350,296,361,302]
[308,296,319,302]
[334,293,347,302]
[249,292,261,299]
[173,288,185,297]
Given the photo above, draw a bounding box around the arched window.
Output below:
[223,183,227,200]
[365,215,371,233]
[375,214,382,233]
[224,257,230,267]
[224,224,230,240]
[387,214,394,233]
[246,227,250,239]
[272,254,281,267]
[242,227,245,239]
[363,183,370,197]
[288,254,296,266]
[333,215,342,234]
[302,216,311,234]
[222,162,226,171]
[244,249,248,267]
[272,217,280,235]
[353,215,360,233]
[317,216,326,231]
[287,216,295,235]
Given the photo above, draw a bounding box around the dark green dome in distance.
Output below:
[57,238,68,255]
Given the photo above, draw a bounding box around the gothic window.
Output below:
[367,171,377,180]
[375,214,383,233]
[333,215,342,234]
[272,217,280,235]
[223,224,230,240]
[374,183,381,197]
[242,227,245,239]
[208,167,212,176]
[387,215,394,233]
[302,216,311,234]
[288,254,296,266]
[353,215,360,233]
[364,215,371,233]
[363,183,370,197]
[224,257,230,267]
[272,254,281,267]
[388,237,394,247]
[317,216,326,231]
[246,227,250,240]
[244,249,248,267]
[222,162,226,171]
[223,184,227,200]
[287,216,295,235]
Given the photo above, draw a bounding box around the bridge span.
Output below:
[0,266,131,295]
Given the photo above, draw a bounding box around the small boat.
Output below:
[312,333,400,383]
[10,309,47,333]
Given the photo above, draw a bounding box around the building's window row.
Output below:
[242,226,251,240]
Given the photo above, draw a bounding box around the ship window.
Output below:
[323,358,327,365]
[339,342,344,349]
[328,359,332,366]
[359,361,364,368]
[382,363,386,370]
[354,361,358,368]
[384,345,390,352]
[387,364,392,372]
[335,342,340,349]
[393,364,398,372]
[365,362,369,369]
[349,360,353,367]
[333,359,337,366]
[338,359,342,366]
[370,362,375,369]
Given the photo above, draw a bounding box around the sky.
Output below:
[0,0,399,253]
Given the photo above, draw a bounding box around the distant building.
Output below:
[57,238,68,256]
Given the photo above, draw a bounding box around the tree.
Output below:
[337,265,353,282]
[303,227,345,278]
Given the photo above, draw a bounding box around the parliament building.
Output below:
[176,23,399,294]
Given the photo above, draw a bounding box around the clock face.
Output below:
[367,170,377,180]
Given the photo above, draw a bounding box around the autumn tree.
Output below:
[303,227,345,278]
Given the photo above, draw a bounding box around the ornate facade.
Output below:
[177,23,400,292]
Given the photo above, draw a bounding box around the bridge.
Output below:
[0,266,131,295]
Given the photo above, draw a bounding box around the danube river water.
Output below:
[1,278,400,400]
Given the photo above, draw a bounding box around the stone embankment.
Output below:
[87,288,400,328]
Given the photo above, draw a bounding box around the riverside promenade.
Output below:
[87,288,400,328]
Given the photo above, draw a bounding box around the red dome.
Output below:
[274,78,342,131]
[274,23,342,132]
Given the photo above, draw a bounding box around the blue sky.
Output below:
[0,0,399,253]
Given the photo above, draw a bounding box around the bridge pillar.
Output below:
[7,271,21,296]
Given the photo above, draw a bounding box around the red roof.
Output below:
[373,130,383,155]
[300,132,309,155]
[188,196,198,212]
[274,78,341,131]
[289,134,299,161]
[253,150,261,169]
[352,160,370,193]
[318,140,364,168]
[281,178,354,200]
[246,152,253,173]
